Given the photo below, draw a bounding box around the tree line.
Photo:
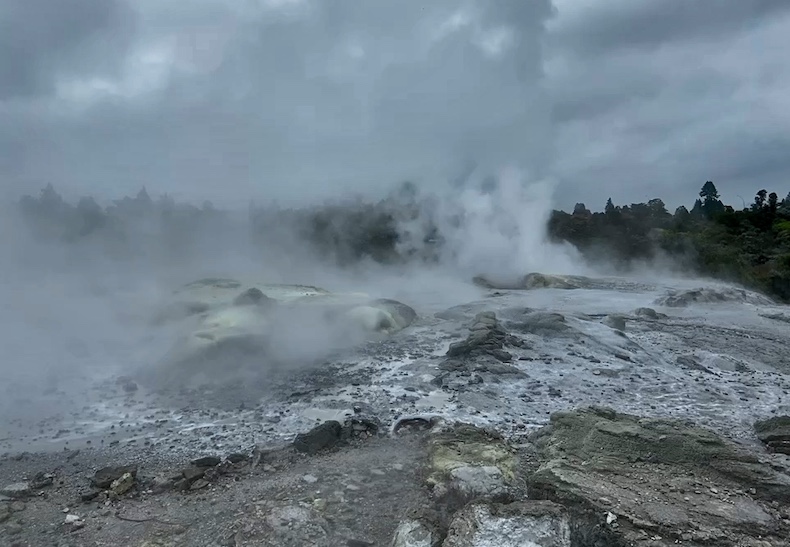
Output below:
[13,181,790,302]
[547,182,790,301]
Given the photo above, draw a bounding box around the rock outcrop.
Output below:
[473,273,581,291]
[434,312,527,389]
[754,416,790,455]
[654,287,774,307]
[528,407,790,546]
[146,280,418,385]
[443,501,571,547]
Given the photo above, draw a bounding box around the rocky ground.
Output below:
[2,273,790,546]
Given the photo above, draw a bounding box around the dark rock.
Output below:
[233,287,276,307]
[440,312,527,381]
[190,479,209,490]
[754,416,790,455]
[191,456,222,468]
[92,465,138,489]
[227,453,249,464]
[29,472,54,489]
[181,466,206,484]
[80,490,100,503]
[293,421,343,455]
[393,416,440,435]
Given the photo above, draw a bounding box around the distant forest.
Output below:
[547,182,790,302]
[14,181,790,302]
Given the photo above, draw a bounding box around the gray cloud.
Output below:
[547,0,790,209]
[551,0,790,55]
[0,0,555,205]
[0,0,136,99]
[1,0,789,212]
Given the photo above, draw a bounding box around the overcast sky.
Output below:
[1,0,789,210]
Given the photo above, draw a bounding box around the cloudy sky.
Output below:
[1,0,789,210]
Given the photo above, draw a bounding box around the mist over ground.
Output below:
[0,167,591,402]
[2,0,788,448]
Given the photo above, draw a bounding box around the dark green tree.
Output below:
[605,198,615,214]
[699,181,719,201]
[753,189,767,210]
[699,181,724,218]
[768,192,778,214]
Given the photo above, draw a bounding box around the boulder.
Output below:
[233,287,276,307]
[529,407,790,546]
[754,416,790,455]
[509,311,569,336]
[438,312,524,381]
[442,501,571,547]
[92,465,138,489]
[603,314,626,331]
[654,287,774,308]
[391,520,435,547]
[425,424,517,501]
[293,420,343,455]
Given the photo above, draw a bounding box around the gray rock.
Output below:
[190,478,209,490]
[92,465,138,489]
[439,312,527,382]
[443,501,571,547]
[449,465,506,497]
[6,520,23,535]
[181,466,206,484]
[0,482,31,499]
[391,519,435,547]
[191,456,222,467]
[110,472,135,495]
[530,407,790,546]
[634,307,664,319]
[151,475,176,493]
[603,314,626,331]
[654,287,774,308]
[510,312,569,335]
